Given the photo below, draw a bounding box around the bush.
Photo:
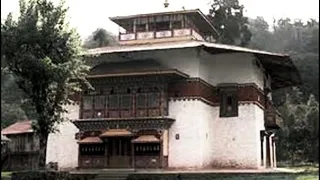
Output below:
[10,171,96,180]
[11,171,71,180]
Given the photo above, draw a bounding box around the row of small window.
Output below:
[135,21,182,32]
[80,146,105,153]
[134,145,160,152]
[79,145,105,156]
[83,93,160,110]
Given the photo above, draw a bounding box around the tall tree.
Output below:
[83,28,118,49]
[207,0,252,46]
[1,0,89,169]
[247,17,274,51]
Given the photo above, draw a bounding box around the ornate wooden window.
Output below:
[80,84,166,118]
[94,96,105,109]
[79,144,105,156]
[83,96,93,110]
[121,94,132,109]
[109,95,119,109]
[219,86,238,117]
[156,21,170,31]
[148,93,160,108]
[172,21,182,29]
[136,24,146,32]
[136,94,147,108]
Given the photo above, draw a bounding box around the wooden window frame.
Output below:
[134,143,160,156]
[136,24,147,32]
[172,21,182,29]
[136,93,148,109]
[94,95,105,110]
[108,94,120,109]
[156,21,170,31]
[219,86,238,117]
[148,92,160,108]
[79,144,105,156]
[80,85,166,118]
[120,94,132,110]
[82,96,93,110]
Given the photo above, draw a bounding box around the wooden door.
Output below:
[108,137,131,168]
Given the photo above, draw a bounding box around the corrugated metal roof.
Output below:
[85,40,287,57]
[1,120,33,135]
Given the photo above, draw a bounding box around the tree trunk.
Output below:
[38,133,49,170]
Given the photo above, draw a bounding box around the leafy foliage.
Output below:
[249,17,319,164]
[1,0,89,168]
[83,28,118,49]
[207,0,252,46]
[1,72,28,128]
[11,171,97,180]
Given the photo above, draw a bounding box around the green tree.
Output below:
[249,17,319,164]
[1,0,89,168]
[207,0,252,46]
[247,17,274,51]
[1,67,31,128]
[306,94,319,162]
[1,101,27,128]
[83,28,118,49]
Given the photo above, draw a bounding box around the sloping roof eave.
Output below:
[1,120,34,135]
[84,41,301,89]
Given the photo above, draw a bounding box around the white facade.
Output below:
[46,104,80,170]
[47,47,270,169]
[167,99,266,169]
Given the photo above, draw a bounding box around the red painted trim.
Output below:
[168,78,267,109]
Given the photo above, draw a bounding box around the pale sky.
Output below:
[1,0,319,40]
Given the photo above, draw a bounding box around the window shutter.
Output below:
[220,93,227,117]
[219,85,239,117]
[231,90,239,116]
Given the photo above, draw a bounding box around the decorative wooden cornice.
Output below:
[72,117,175,132]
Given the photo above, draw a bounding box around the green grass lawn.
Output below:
[130,166,319,180]
[2,166,319,180]
[288,166,319,180]
[1,172,11,177]
[1,172,12,180]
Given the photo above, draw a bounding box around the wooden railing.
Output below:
[265,106,282,129]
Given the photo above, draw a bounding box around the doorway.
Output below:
[108,137,132,168]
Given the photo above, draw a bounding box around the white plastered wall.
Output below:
[199,51,264,89]
[46,104,79,170]
[93,48,201,78]
[167,99,205,168]
[167,100,266,169]
[210,104,265,168]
